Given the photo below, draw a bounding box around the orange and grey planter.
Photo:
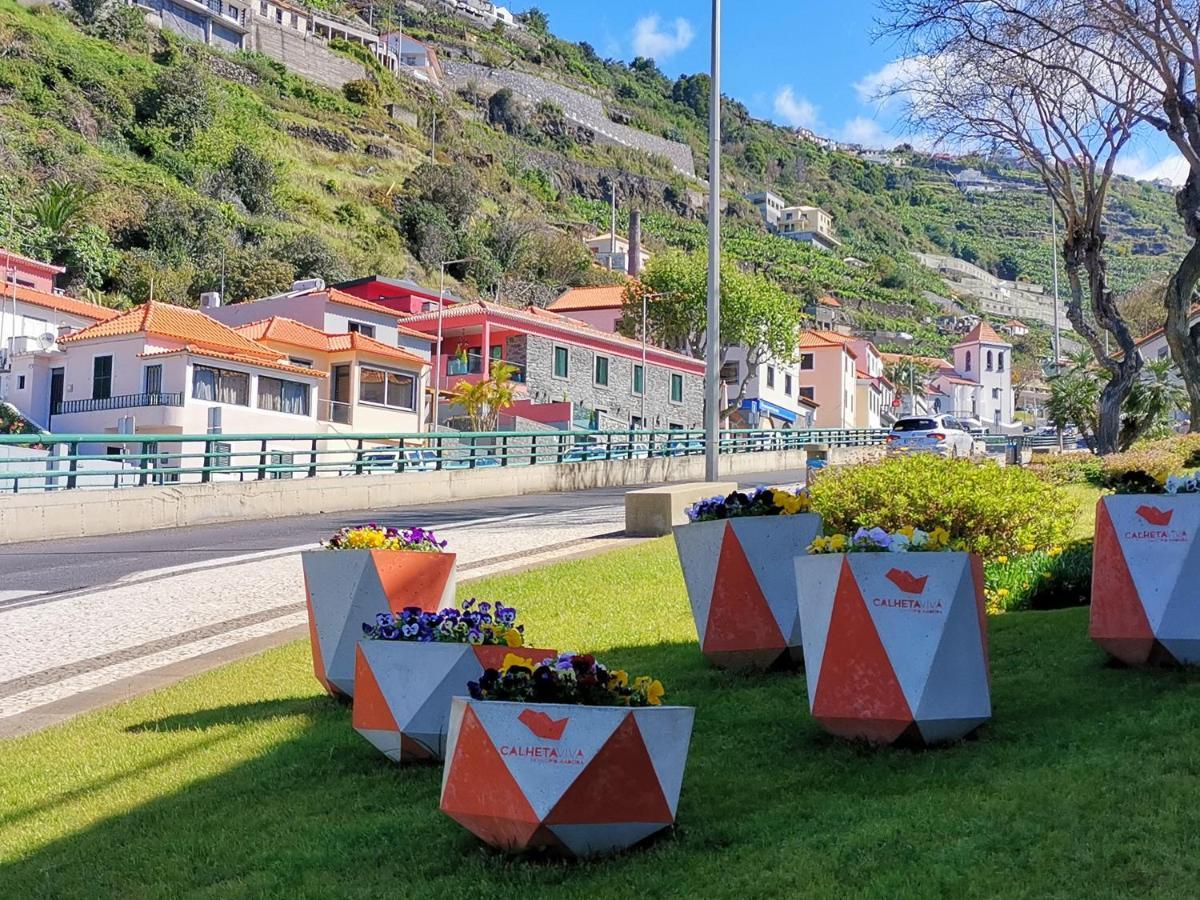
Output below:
[1090,494,1200,666]
[301,549,456,698]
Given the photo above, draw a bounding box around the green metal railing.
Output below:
[0,427,890,494]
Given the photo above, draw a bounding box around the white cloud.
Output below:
[631,15,695,60]
[839,116,900,147]
[1115,152,1189,186]
[854,56,934,106]
[773,86,820,129]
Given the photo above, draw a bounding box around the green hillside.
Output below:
[0,0,1189,361]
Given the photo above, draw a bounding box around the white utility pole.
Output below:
[704,0,722,480]
[609,183,618,269]
[431,257,474,432]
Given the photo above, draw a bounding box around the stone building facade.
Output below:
[506,334,704,431]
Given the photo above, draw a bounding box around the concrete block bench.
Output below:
[625,481,737,537]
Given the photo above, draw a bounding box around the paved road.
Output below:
[0,468,805,736]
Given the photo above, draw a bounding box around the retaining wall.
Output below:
[0,447,885,545]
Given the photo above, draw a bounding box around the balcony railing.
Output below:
[53,388,181,415]
[53,392,184,416]
[319,399,354,425]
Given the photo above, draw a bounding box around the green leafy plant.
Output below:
[809,454,1071,560]
[984,540,1093,613]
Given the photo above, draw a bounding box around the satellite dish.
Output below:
[37,332,56,351]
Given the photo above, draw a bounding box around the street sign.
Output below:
[892,397,902,408]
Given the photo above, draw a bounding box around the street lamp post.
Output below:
[704,0,722,481]
[429,257,474,433]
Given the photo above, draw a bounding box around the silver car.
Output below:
[887,415,976,457]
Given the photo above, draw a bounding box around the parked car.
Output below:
[609,442,650,460]
[886,415,976,457]
[359,448,440,472]
[665,438,706,457]
[562,445,609,463]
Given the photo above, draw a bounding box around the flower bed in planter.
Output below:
[1091,477,1200,666]
[439,654,693,858]
[796,527,990,746]
[673,487,821,669]
[352,601,555,762]
[302,526,454,698]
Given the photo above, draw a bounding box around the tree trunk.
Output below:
[1062,227,1142,454]
[1163,173,1200,429]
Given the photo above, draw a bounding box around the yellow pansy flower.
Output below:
[645,680,665,706]
[504,628,524,647]
[898,525,916,539]
[997,555,1009,564]
[610,669,629,688]
[829,533,848,552]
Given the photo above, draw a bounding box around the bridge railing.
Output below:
[0,427,890,494]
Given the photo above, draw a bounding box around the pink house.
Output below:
[796,330,858,428]
[2,248,63,294]
[546,283,630,333]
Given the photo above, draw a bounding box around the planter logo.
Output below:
[873,568,943,614]
[517,709,569,740]
[1125,505,1189,542]
[502,709,584,766]
[1137,505,1174,527]
[886,568,928,594]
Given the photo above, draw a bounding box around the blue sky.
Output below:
[518,1,1188,184]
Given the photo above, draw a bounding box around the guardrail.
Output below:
[0,427,889,494]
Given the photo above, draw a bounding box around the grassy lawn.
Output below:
[6,528,1200,898]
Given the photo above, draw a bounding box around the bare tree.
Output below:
[883,16,1149,451]
[883,0,1200,427]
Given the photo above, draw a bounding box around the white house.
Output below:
[584,234,651,275]
[724,346,817,429]
[929,322,1014,427]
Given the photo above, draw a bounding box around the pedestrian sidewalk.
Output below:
[0,504,637,738]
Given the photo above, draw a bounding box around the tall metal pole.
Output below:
[1050,192,1061,372]
[434,263,447,432]
[641,289,648,426]
[704,0,721,480]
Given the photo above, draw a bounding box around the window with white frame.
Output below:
[800,353,814,370]
[594,355,610,387]
[552,345,569,379]
[359,366,415,410]
[348,321,376,339]
[766,366,776,388]
[193,365,249,406]
[784,373,793,395]
[258,376,311,416]
[670,373,684,403]
[632,364,644,396]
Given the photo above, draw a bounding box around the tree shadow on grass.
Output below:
[8,613,1200,896]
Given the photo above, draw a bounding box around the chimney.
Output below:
[199,291,222,310]
[628,210,642,278]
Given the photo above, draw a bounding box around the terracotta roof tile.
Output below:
[957,321,1010,346]
[139,346,327,377]
[61,301,277,357]
[4,283,119,322]
[1,248,64,275]
[548,283,631,312]
[236,317,428,368]
[797,330,858,358]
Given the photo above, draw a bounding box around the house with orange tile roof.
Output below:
[796,330,859,428]
[928,322,1014,427]
[546,283,630,333]
[206,280,436,361]
[234,316,429,433]
[398,299,704,431]
[45,302,325,448]
[1,248,124,427]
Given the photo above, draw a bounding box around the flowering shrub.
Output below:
[323,524,447,552]
[468,652,665,707]
[808,525,954,554]
[1028,452,1103,487]
[809,454,1069,560]
[362,599,524,646]
[984,541,1092,613]
[686,486,811,522]
[1096,435,1200,491]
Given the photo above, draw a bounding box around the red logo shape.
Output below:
[886,568,928,594]
[518,708,568,740]
[1137,505,1174,527]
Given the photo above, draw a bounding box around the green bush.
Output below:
[984,540,1093,613]
[342,79,378,107]
[809,454,1071,560]
[1095,434,1200,489]
[136,63,214,147]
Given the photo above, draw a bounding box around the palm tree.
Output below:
[28,180,91,237]
[448,360,519,432]
[1047,350,1102,452]
[1119,359,1188,449]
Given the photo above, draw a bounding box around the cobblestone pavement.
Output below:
[0,504,630,734]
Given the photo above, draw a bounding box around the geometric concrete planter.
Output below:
[300,549,456,699]
[439,698,695,857]
[673,514,823,669]
[1090,495,1200,666]
[795,551,991,746]
[352,643,557,763]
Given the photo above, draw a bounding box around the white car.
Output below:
[887,415,976,457]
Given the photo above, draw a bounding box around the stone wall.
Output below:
[250,19,366,89]
[515,334,704,430]
[441,60,697,177]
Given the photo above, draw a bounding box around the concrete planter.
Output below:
[1091,495,1200,665]
[795,551,990,746]
[440,697,695,857]
[300,549,456,698]
[673,514,823,669]
[352,643,557,763]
